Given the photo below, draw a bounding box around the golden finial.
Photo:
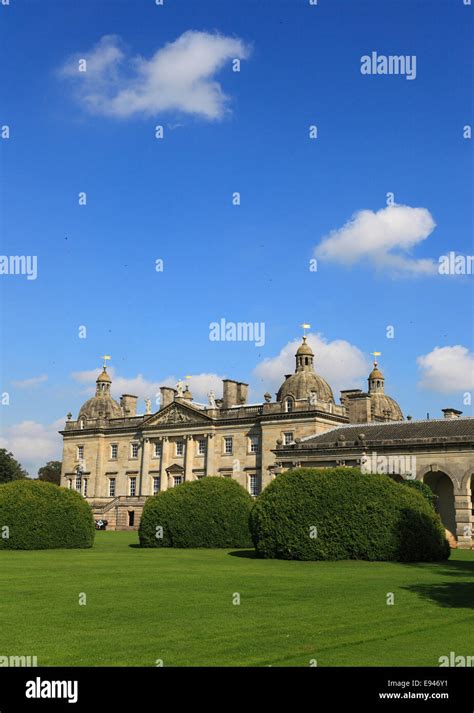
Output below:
[371,351,381,365]
[101,355,111,368]
[300,323,311,338]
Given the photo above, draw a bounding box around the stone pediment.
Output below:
[140,401,212,429]
[166,463,184,474]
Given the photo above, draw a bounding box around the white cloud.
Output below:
[184,373,224,402]
[0,418,64,477]
[253,333,369,399]
[417,345,474,394]
[314,204,438,276]
[71,368,102,384]
[71,368,161,401]
[71,369,224,407]
[12,374,48,388]
[111,374,163,400]
[59,31,251,120]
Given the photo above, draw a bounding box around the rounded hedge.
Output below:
[139,476,253,548]
[0,480,95,550]
[402,479,438,509]
[249,467,450,562]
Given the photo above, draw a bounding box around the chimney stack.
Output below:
[160,386,176,410]
[237,382,248,405]
[340,389,362,409]
[222,379,239,408]
[346,392,372,424]
[442,408,462,419]
[120,394,138,417]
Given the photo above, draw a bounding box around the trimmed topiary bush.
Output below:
[0,480,95,550]
[249,467,449,562]
[402,479,438,509]
[139,476,253,548]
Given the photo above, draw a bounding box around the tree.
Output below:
[0,449,28,484]
[0,480,95,550]
[250,467,449,562]
[38,461,62,486]
[139,477,253,548]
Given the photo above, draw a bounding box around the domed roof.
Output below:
[277,336,335,403]
[369,364,384,380]
[96,367,111,383]
[77,364,122,421]
[78,395,122,421]
[277,370,334,403]
[296,336,314,356]
[367,360,403,421]
[370,393,403,421]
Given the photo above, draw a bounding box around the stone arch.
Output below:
[419,465,460,489]
[471,475,474,524]
[460,465,474,491]
[423,469,456,537]
[463,469,474,520]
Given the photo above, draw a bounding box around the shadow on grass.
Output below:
[402,558,474,577]
[402,558,474,609]
[393,506,474,608]
[402,581,474,609]
[128,545,260,555]
[227,550,260,559]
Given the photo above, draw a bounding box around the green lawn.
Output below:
[0,532,473,667]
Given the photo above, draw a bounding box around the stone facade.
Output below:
[60,338,407,531]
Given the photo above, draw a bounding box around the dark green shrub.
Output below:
[0,480,95,550]
[249,467,449,562]
[402,479,437,509]
[139,476,253,548]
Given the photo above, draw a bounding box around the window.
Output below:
[176,441,184,457]
[285,398,294,413]
[154,442,162,457]
[77,445,84,460]
[283,432,294,445]
[153,477,160,494]
[109,478,116,497]
[129,477,137,496]
[110,444,118,459]
[68,479,72,489]
[174,475,183,487]
[224,437,233,455]
[83,479,88,497]
[248,474,258,497]
[130,443,139,459]
[249,435,259,454]
[198,439,206,455]
[128,511,135,527]
[75,474,82,492]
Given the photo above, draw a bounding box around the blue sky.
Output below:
[0,0,472,473]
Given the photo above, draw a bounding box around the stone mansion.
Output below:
[60,336,473,547]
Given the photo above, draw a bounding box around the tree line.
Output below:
[0,449,61,485]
